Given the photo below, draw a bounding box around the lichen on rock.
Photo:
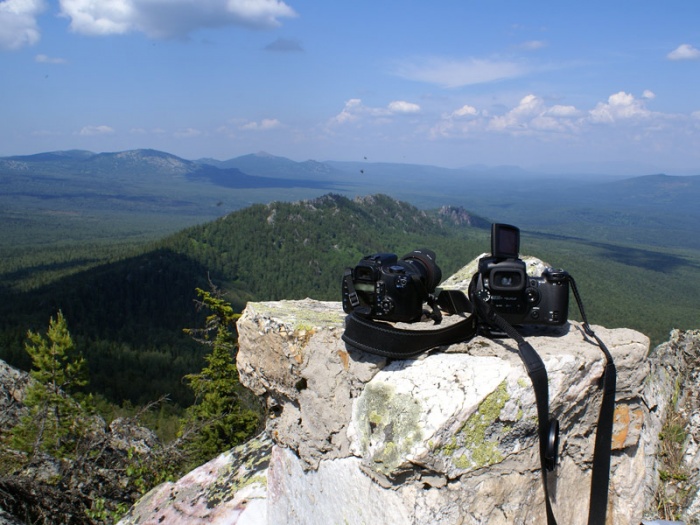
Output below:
[449,380,510,471]
[353,381,424,475]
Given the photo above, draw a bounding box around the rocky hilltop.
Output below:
[114,259,700,525]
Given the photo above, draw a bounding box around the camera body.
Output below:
[472,224,569,327]
[342,249,441,323]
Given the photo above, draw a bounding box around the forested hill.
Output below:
[0,194,489,407]
[162,194,490,307]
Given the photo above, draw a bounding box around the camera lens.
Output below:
[400,249,442,292]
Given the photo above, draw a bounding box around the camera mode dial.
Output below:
[380,298,394,315]
[525,286,540,304]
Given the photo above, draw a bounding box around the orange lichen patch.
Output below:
[612,404,644,450]
[337,349,350,370]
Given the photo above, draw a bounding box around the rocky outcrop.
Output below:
[234,300,654,524]
[117,261,700,525]
[116,434,272,525]
[0,360,31,430]
[0,358,165,525]
[437,205,490,228]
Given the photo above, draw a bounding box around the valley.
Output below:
[1,149,699,411]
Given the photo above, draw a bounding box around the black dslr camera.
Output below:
[342,249,442,323]
[471,224,569,327]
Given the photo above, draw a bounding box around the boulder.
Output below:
[235,297,653,524]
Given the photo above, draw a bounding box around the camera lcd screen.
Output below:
[492,223,520,259]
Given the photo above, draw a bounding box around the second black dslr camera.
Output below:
[471,224,569,327]
[342,249,442,323]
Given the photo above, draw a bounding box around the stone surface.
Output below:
[649,329,700,524]
[236,299,386,469]
[116,433,272,525]
[116,260,700,525]
[0,358,31,429]
[236,296,652,524]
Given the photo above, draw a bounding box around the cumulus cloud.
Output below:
[58,0,297,39]
[332,99,362,124]
[331,99,421,125]
[387,101,420,114]
[393,56,528,88]
[78,124,115,136]
[488,94,544,131]
[451,105,478,118]
[0,0,46,50]
[431,90,667,142]
[667,43,700,61]
[486,94,582,134]
[588,91,652,123]
[240,118,282,130]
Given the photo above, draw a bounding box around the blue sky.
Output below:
[2,0,700,174]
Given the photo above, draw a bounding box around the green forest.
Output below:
[2,192,698,413]
[1,190,700,523]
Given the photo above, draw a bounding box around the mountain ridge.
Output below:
[2,148,700,251]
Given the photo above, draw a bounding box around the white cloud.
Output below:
[393,56,528,88]
[174,127,202,138]
[546,104,579,117]
[667,44,700,61]
[387,101,420,114]
[78,125,115,135]
[58,0,297,38]
[240,118,282,130]
[430,89,677,145]
[588,91,651,123]
[332,98,362,124]
[452,105,478,118]
[488,94,546,131]
[0,0,46,50]
[331,99,421,126]
[35,53,67,64]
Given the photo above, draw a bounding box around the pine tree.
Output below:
[181,287,260,464]
[10,311,89,458]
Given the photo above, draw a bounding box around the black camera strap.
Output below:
[469,290,560,524]
[568,275,617,525]
[342,278,616,525]
[342,307,478,359]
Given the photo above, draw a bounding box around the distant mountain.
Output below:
[199,151,348,181]
[594,173,700,207]
[0,148,343,188]
[2,148,700,250]
[0,149,351,249]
